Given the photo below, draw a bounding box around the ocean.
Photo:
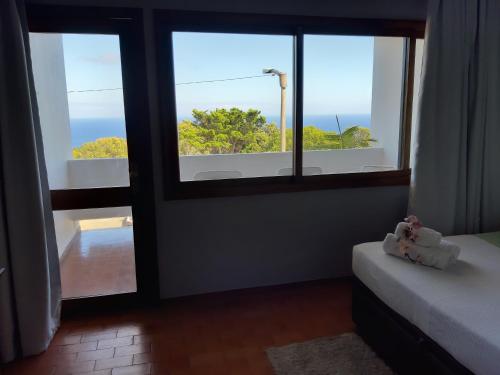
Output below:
[70,114,371,148]
[267,114,371,132]
[71,118,127,148]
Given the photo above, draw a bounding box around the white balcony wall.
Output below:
[68,158,130,188]
[180,148,386,181]
[370,37,405,168]
[30,33,79,258]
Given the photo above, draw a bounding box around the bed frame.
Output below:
[352,277,473,375]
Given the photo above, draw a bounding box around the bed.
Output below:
[352,234,500,375]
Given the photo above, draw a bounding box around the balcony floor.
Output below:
[60,226,137,299]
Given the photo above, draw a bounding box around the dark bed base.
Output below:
[352,277,473,375]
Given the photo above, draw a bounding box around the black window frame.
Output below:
[155,10,425,200]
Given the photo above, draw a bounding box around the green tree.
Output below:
[178,108,281,155]
[73,137,128,159]
[337,126,374,148]
[178,108,376,155]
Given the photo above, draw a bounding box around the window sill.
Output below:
[166,169,411,200]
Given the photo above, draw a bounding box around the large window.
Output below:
[157,12,425,198]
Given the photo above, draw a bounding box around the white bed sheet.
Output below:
[353,234,500,375]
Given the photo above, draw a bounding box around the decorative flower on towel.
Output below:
[405,215,422,228]
[404,215,423,242]
[398,239,422,264]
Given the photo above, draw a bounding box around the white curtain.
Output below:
[411,0,500,235]
[0,0,61,363]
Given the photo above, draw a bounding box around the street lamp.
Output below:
[263,68,287,152]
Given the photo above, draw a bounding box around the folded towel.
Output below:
[383,233,460,270]
[395,222,442,248]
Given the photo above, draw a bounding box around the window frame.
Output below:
[155,10,425,200]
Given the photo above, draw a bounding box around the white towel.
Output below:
[383,233,460,270]
[395,222,442,248]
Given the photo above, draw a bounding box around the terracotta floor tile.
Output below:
[60,227,136,299]
[188,351,226,368]
[97,336,134,350]
[82,332,118,343]
[2,362,56,375]
[115,343,151,357]
[54,359,95,375]
[57,341,98,354]
[111,363,152,375]
[133,335,153,344]
[74,370,112,375]
[95,355,133,371]
[132,353,153,365]
[33,351,78,366]
[117,326,152,337]
[77,348,115,362]
[53,334,82,346]
[5,279,352,375]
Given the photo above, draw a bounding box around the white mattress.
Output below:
[353,234,500,375]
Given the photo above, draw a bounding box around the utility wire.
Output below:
[67,74,271,93]
[67,87,123,93]
[176,74,268,85]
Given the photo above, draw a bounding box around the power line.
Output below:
[176,74,269,85]
[67,87,123,93]
[67,74,271,93]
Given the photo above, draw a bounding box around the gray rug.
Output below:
[266,333,394,375]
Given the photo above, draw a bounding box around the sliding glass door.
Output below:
[27,6,159,304]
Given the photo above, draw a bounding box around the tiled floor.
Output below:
[61,227,137,299]
[2,279,353,375]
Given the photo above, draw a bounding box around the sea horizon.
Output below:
[70,114,371,148]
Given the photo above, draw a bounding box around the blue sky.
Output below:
[63,32,373,119]
[63,34,124,119]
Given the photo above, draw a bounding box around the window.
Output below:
[303,35,405,175]
[30,33,129,190]
[156,12,425,199]
[172,32,294,181]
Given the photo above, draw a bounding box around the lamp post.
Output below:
[263,68,287,152]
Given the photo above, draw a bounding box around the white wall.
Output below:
[29,34,72,189]
[370,37,405,168]
[29,33,79,258]
[26,0,427,298]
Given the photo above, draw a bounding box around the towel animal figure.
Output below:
[394,216,442,248]
[383,215,460,269]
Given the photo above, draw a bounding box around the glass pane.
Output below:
[172,32,294,181]
[303,35,405,175]
[29,33,129,189]
[55,206,136,299]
